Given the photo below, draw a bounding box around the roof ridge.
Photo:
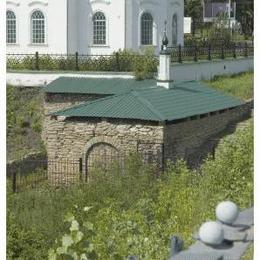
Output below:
[51,91,134,116]
[50,94,116,116]
[131,91,165,121]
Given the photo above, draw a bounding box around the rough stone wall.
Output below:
[164,102,252,167]
[45,117,164,182]
[43,93,108,143]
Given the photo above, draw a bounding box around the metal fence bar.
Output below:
[6,43,253,71]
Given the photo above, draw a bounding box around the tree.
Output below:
[236,0,253,36]
[184,0,203,35]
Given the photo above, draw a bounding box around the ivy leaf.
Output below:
[83,221,94,231]
[48,249,57,260]
[80,253,88,260]
[72,230,84,244]
[56,246,67,255]
[70,220,79,232]
[83,206,93,212]
[62,234,74,248]
[65,212,75,223]
[86,243,94,253]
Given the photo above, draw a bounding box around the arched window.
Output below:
[141,12,153,45]
[31,10,45,44]
[6,11,16,44]
[172,14,178,45]
[93,12,106,45]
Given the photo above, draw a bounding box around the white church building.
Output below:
[6,0,184,55]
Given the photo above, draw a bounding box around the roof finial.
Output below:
[162,20,169,50]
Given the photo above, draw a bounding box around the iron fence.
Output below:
[6,52,157,72]
[7,151,164,193]
[168,42,253,63]
[6,42,253,72]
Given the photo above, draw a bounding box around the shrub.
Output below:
[8,121,253,259]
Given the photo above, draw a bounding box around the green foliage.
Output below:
[7,208,46,259]
[7,86,46,160]
[49,207,97,260]
[8,121,253,259]
[206,72,253,100]
[7,50,158,75]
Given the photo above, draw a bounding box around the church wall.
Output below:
[126,0,184,54]
[6,0,68,54]
[67,0,78,54]
[77,0,126,55]
[6,0,184,55]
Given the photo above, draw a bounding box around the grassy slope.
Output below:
[7,86,46,161]
[205,72,254,100]
[7,119,253,259]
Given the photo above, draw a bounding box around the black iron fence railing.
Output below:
[7,153,164,193]
[168,42,253,63]
[6,52,158,72]
[6,43,253,72]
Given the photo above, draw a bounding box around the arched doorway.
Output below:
[85,142,120,179]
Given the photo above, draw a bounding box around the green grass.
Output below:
[206,72,253,100]
[241,245,253,260]
[7,120,253,259]
[7,85,46,161]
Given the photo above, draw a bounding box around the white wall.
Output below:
[6,0,184,55]
[77,0,126,55]
[126,0,184,54]
[6,0,68,54]
[170,58,254,81]
[67,0,78,54]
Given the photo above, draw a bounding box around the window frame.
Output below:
[92,11,107,46]
[30,10,46,45]
[6,10,17,44]
[140,12,154,46]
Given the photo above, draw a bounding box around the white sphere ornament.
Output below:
[199,221,224,246]
[216,201,239,224]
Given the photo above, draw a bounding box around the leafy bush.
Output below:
[8,121,253,259]
[7,50,158,74]
[49,207,97,260]
[7,209,46,259]
[7,86,45,160]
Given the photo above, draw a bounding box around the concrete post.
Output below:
[157,49,173,89]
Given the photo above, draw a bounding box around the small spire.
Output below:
[162,20,168,50]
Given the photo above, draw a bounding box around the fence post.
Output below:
[115,52,120,71]
[12,171,17,193]
[221,44,225,59]
[233,43,237,59]
[193,45,198,62]
[35,51,39,70]
[79,158,83,181]
[244,42,248,58]
[75,52,79,71]
[208,44,211,60]
[178,44,182,63]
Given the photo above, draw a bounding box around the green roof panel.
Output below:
[52,80,244,122]
[44,77,156,95]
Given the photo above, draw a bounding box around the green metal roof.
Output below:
[52,81,244,122]
[44,77,156,95]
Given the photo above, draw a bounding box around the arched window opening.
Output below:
[93,12,106,45]
[141,12,153,45]
[6,11,16,44]
[172,14,178,45]
[31,10,45,44]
